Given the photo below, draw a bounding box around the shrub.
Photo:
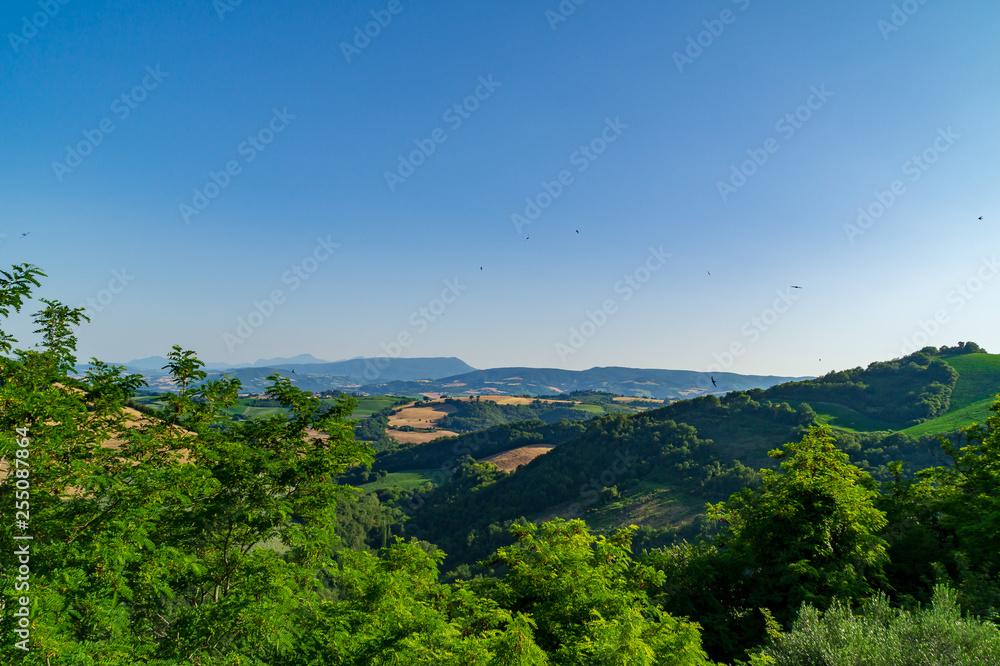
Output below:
[758,585,1000,665]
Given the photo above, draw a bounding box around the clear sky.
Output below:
[2,0,998,377]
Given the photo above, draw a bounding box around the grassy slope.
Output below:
[900,353,1000,436]
[572,403,606,415]
[939,353,1000,408]
[574,355,1000,533]
[792,401,895,433]
[558,401,806,532]
[787,354,1000,437]
[358,469,446,493]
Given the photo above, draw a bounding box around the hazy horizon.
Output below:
[3,0,998,378]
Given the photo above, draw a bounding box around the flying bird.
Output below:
[979,216,984,221]
[707,271,711,277]
[19,232,30,238]
[575,230,579,234]
[711,376,717,387]
[791,285,802,289]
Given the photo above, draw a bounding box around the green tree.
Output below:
[0,264,45,356]
[287,538,549,665]
[756,585,1000,665]
[708,426,889,626]
[0,267,374,664]
[917,396,1000,617]
[473,519,715,665]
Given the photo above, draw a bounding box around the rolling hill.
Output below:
[366,366,810,400]
[359,345,1000,573]
[91,358,807,398]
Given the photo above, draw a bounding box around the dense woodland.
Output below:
[762,350,962,428]
[2,264,1000,664]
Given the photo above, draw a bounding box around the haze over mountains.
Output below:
[104,355,807,399]
[122,353,339,371]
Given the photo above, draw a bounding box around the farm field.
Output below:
[388,403,457,428]
[388,429,460,444]
[480,444,556,472]
[357,469,448,494]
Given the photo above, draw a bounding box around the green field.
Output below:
[342,396,405,417]
[941,353,1000,409]
[898,354,1000,436]
[226,405,288,418]
[902,396,997,437]
[792,401,895,433]
[132,395,166,410]
[357,469,449,493]
[790,355,1000,437]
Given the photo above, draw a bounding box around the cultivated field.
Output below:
[388,403,457,428]
[481,444,556,472]
[388,429,459,445]
[463,396,574,406]
[613,396,665,404]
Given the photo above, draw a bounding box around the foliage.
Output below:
[353,404,397,452]
[2,267,999,663]
[0,264,45,356]
[436,397,595,433]
[375,418,586,473]
[286,538,550,665]
[915,397,1000,617]
[764,350,959,428]
[0,271,374,663]
[708,426,889,626]
[473,519,716,665]
[757,585,1000,665]
[938,341,988,355]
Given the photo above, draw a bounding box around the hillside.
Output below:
[91,356,478,394]
[367,366,809,400]
[756,344,1000,438]
[901,351,1000,436]
[362,345,999,573]
[199,357,475,394]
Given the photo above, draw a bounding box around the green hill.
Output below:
[367,366,809,399]
[899,352,1000,436]
[363,345,1000,573]
[761,349,959,429]
[941,351,1000,409]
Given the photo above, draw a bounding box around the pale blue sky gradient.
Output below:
[2,0,998,376]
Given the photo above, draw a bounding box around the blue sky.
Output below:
[1,0,998,377]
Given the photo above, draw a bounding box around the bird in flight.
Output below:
[711,376,717,387]
[19,232,30,238]
[480,266,483,270]
[791,285,802,289]
[707,271,711,277]
[525,235,529,240]
[575,230,579,234]
[979,216,984,221]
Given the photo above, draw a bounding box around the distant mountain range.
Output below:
[365,366,809,400]
[118,354,337,372]
[92,356,807,399]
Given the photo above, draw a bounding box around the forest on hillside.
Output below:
[2,265,1000,664]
